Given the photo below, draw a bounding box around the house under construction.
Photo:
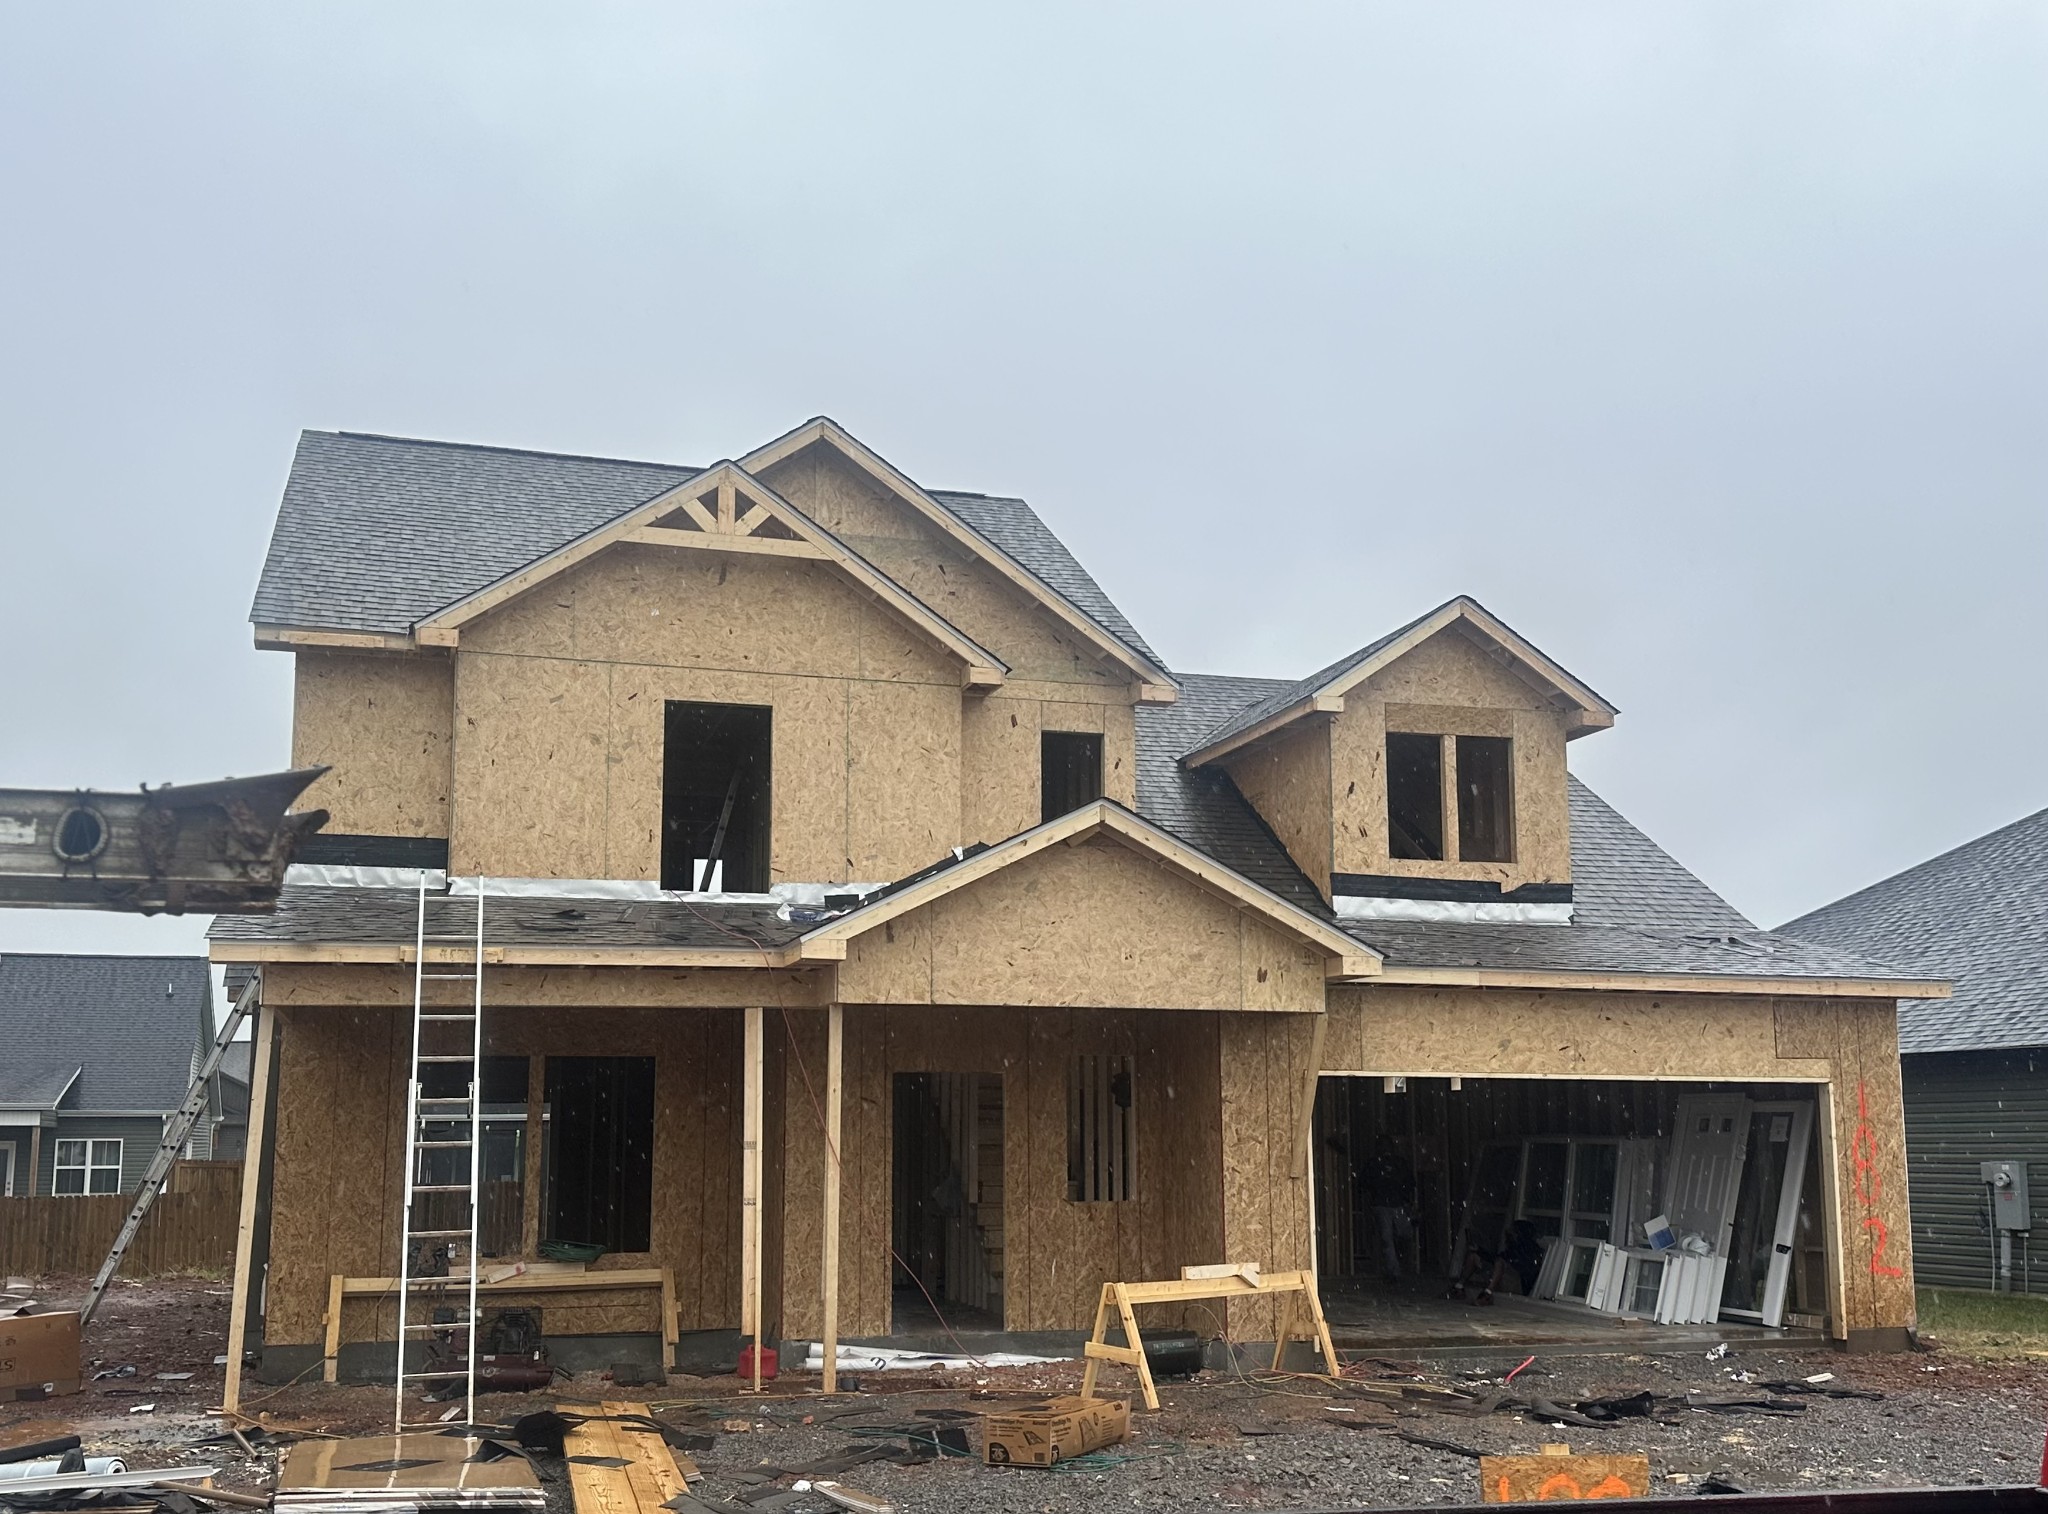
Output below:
[212,418,1943,1395]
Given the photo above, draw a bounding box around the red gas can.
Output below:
[737,1344,778,1382]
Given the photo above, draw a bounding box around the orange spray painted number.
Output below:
[1852,1083,1905,1278]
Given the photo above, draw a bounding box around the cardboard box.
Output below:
[982,1395,1129,1467]
[0,1310,81,1402]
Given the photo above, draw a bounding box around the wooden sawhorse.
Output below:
[1078,1265,1341,1410]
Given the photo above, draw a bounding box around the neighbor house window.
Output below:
[662,701,771,893]
[1385,732,1445,860]
[1067,1054,1135,1202]
[544,1056,655,1254]
[1041,731,1104,823]
[1455,735,1515,863]
[53,1138,122,1196]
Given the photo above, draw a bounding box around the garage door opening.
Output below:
[1312,1076,1830,1344]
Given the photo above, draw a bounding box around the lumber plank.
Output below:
[562,1415,640,1514]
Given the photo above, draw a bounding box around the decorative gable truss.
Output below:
[412,461,1009,689]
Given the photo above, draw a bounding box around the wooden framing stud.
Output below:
[741,1006,765,1393]
[821,1004,845,1394]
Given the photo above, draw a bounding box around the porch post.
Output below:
[222,995,277,1414]
[741,1006,765,1391]
[821,1003,844,1393]
[28,1124,42,1197]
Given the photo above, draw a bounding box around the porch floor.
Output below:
[1319,1274,1828,1358]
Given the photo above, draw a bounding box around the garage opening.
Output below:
[891,1072,1005,1330]
[1312,1076,1829,1342]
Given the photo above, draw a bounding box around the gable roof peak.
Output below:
[1180,595,1618,767]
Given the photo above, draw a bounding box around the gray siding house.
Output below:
[1783,805,2048,1294]
[0,954,220,1197]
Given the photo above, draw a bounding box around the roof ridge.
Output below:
[328,429,698,474]
[0,951,209,962]
[1779,801,2048,931]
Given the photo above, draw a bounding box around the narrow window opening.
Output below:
[1385,732,1444,860]
[1455,735,1515,863]
[1040,731,1104,823]
[662,701,771,892]
[543,1056,655,1254]
[1066,1054,1136,1202]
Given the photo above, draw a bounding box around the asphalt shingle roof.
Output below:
[253,432,1161,676]
[207,888,805,953]
[1565,776,1753,932]
[1134,673,1330,914]
[1780,806,2048,1054]
[245,428,1922,992]
[0,955,210,1112]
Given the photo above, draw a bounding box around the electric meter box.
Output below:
[1981,1160,2031,1232]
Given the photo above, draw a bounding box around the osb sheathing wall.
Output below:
[1322,985,1915,1335]
[773,1005,1225,1338]
[449,546,966,882]
[831,837,1327,1012]
[1326,629,1572,889]
[1222,724,1334,900]
[961,687,1137,848]
[759,445,1139,691]
[261,988,748,1352]
[292,652,453,837]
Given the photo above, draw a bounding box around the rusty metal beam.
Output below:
[0,768,328,914]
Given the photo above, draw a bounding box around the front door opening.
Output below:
[1312,1075,1829,1338]
[891,1072,1004,1330]
[662,701,771,893]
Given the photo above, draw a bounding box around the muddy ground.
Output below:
[5,1274,2047,1510]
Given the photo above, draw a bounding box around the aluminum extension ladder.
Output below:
[78,975,259,1328]
[393,873,486,1430]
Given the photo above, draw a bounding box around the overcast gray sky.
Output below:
[3,3,2044,964]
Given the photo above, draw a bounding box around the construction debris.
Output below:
[276,1435,542,1513]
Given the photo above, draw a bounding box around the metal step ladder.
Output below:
[79,975,259,1328]
[394,872,486,1431]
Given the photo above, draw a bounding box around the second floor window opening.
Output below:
[662,701,772,893]
[1041,730,1104,824]
[1386,731,1445,860]
[1456,734,1515,863]
[1387,731,1516,864]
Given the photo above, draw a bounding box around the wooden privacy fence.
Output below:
[0,1162,242,1277]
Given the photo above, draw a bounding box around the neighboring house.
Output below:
[0,953,218,1197]
[212,418,1940,1383]
[211,1040,253,1164]
[1782,805,2048,1294]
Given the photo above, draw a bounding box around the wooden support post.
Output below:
[820,1003,844,1394]
[1293,1014,1328,1180]
[322,1273,344,1384]
[741,1006,765,1393]
[27,1125,42,1198]
[221,998,276,1415]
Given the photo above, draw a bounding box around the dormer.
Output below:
[1180,598,1617,915]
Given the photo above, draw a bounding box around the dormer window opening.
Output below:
[1386,732,1445,860]
[1386,731,1516,864]
[1456,735,1515,863]
[662,701,772,893]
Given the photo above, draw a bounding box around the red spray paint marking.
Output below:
[1852,1082,1905,1278]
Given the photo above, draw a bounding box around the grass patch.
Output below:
[1919,1286,2048,1356]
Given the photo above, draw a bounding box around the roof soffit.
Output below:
[740,418,1178,699]
[409,460,1008,686]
